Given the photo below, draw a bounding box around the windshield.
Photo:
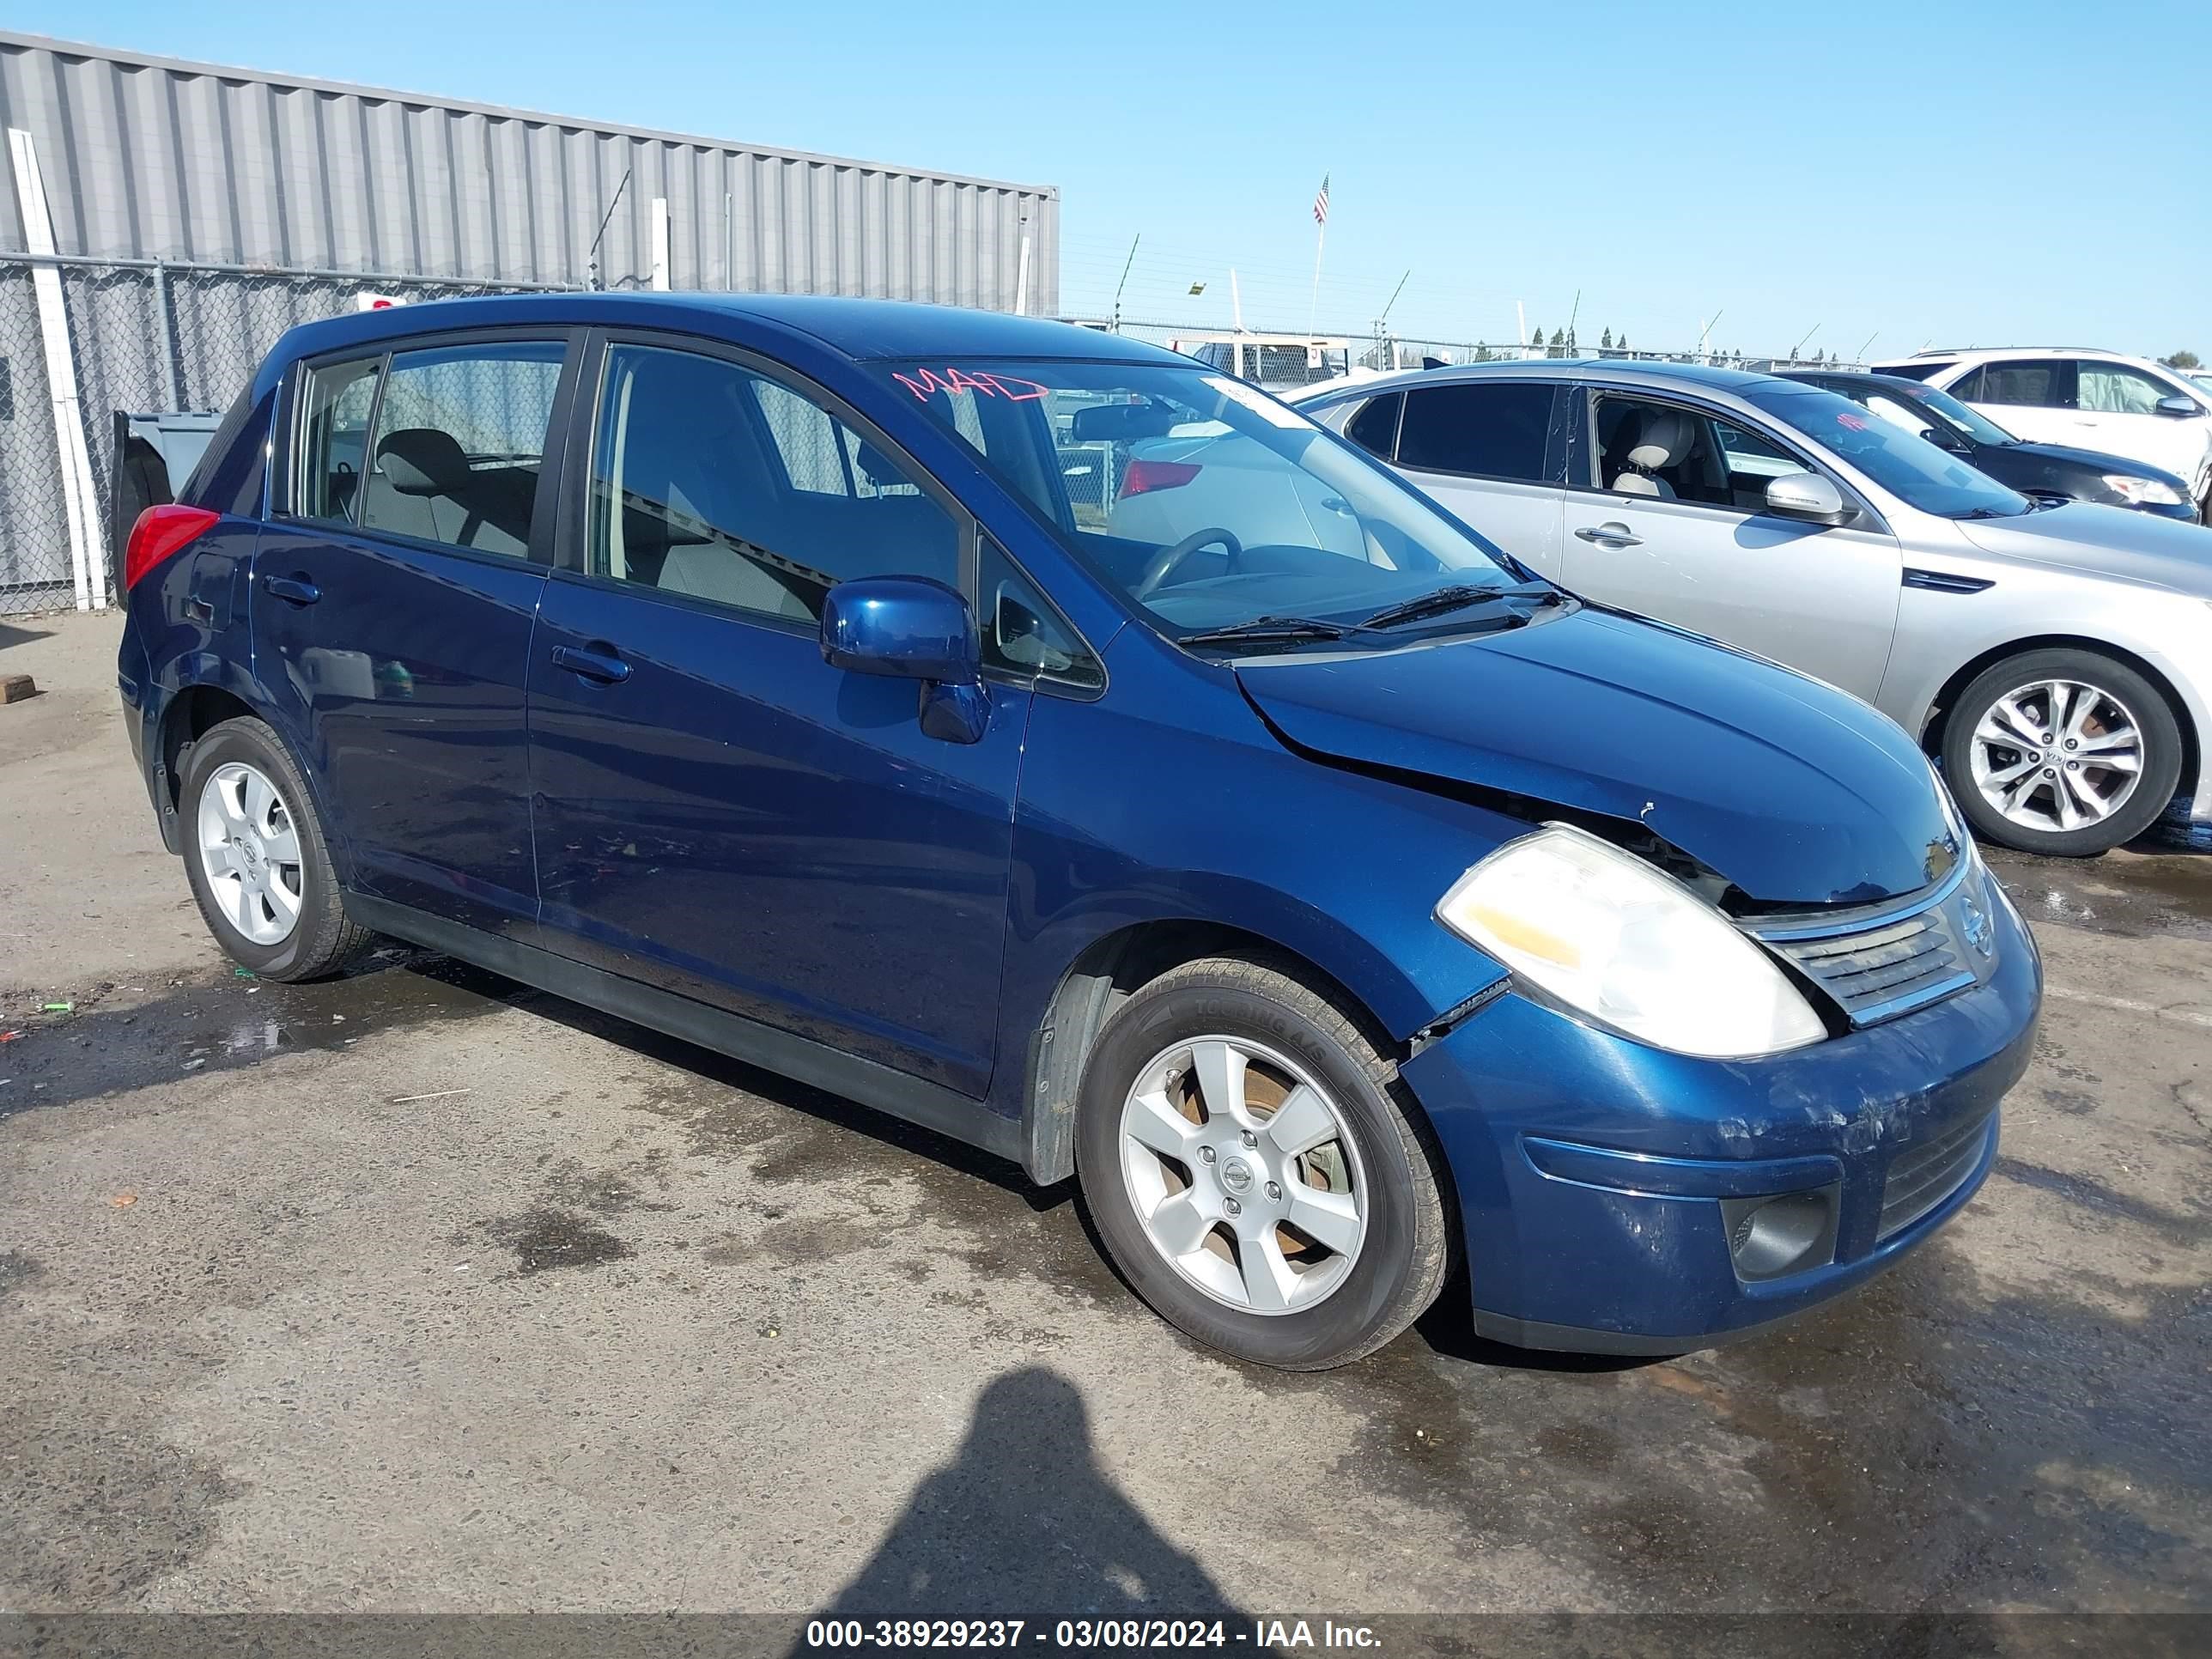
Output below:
[1741,382,2034,520]
[874,359,1530,641]
[1908,384,2017,446]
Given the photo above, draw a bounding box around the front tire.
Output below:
[1941,648,2182,856]
[1074,957,1451,1370]
[178,715,374,981]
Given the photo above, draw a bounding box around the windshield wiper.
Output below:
[1176,616,1348,647]
[1359,580,1559,631]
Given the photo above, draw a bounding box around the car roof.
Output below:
[1874,346,2154,367]
[265,291,1189,368]
[1777,368,1942,395]
[1295,357,1796,406]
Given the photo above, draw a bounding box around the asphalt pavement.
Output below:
[2,611,2206,1620]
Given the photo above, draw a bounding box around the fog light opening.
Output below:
[1720,1185,1839,1282]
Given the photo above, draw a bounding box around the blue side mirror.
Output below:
[820,576,981,686]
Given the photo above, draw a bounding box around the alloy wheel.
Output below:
[1117,1035,1368,1316]
[1968,678,2145,836]
[196,761,305,945]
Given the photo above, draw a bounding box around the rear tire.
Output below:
[1073,956,1451,1370]
[178,715,375,981]
[1941,647,2182,857]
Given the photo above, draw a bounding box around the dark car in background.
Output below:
[1783,369,2200,520]
[116,295,2039,1370]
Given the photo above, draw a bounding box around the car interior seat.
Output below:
[366,427,535,554]
[1606,407,1697,499]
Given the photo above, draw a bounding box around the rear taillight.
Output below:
[1118,459,1201,499]
[124,505,219,591]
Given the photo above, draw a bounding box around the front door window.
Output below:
[586,344,959,623]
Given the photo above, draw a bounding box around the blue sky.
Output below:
[27,0,2212,357]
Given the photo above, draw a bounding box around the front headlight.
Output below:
[1435,824,1826,1059]
[2103,473,2185,506]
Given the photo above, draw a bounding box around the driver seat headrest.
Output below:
[1621,409,1696,471]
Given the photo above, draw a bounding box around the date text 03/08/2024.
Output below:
[802,1620,1382,1650]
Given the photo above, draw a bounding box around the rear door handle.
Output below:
[550,643,632,685]
[261,574,320,605]
[1575,522,1644,547]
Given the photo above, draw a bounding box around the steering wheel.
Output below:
[1134,527,1244,600]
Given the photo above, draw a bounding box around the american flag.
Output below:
[1312,174,1331,227]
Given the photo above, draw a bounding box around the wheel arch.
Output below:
[1918,634,2201,808]
[154,676,356,883]
[1016,918,1409,1186]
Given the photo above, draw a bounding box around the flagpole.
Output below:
[1309,220,1325,339]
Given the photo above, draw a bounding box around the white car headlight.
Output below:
[1436,824,1826,1059]
[2103,473,2185,506]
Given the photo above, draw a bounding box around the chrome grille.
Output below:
[1747,864,1992,1029]
[1879,1111,1994,1239]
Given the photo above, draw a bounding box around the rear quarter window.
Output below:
[1959,362,2060,407]
[1343,392,1403,459]
[1396,382,1557,482]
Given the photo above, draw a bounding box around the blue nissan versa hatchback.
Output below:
[118,295,2041,1369]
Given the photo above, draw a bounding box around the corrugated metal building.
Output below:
[0,30,1059,305]
[0,31,1059,612]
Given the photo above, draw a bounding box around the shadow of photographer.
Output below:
[803,1366,1249,1630]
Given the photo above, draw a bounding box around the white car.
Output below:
[1871,348,2212,524]
[1298,361,2212,857]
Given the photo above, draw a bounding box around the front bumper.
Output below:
[1399,869,2041,1352]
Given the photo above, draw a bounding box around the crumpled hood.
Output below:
[1237,608,1958,906]
[1954,501,2212,595]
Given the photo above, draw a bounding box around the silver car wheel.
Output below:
[1117,1035,1368,1316]
[196,761,305,945]
[1969,677,2145,836]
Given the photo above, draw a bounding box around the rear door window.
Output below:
[1396,383,1558,482]
[1955,361,2062,408]
[356,342,567,556]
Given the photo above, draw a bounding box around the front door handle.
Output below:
[1575,522,1644,547]
[261,574,320,605]
[550,642,632,685]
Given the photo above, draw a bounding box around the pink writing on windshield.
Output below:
[894,367,1051,403]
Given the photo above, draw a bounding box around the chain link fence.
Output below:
[0,256,571,616]
[1073,319,1864,386]
[0,267,1875,617]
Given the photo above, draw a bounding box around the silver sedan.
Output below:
[1297,362,2212,857]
